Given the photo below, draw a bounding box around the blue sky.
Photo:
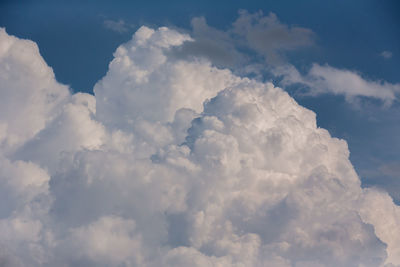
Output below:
[1,0,399,202]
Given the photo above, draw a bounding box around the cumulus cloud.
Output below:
[0,26,400,267]
[0,28,70,152]
[274,63,400,106]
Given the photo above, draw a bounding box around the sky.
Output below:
[0,0,400,266]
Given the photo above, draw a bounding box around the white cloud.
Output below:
[274,63,400,106]
[94,26,238,129]
[0,26,400,267]
[60,216,144,266]
[0,28,70,152]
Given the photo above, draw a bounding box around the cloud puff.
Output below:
[0,28,70,152]
[274,64,400,106]
[0,26,400,266]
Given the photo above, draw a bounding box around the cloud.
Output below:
[232,10,315,63]
[274,63,400,106]
[0,28,70,152]
[172,10,315,71]
[103,19,131,33]
[60,216,144,265]
[0,26,400,266]
[381,50,393,59]
[174,11,398,109]
[170,16,244,68]
[361,160,400,203]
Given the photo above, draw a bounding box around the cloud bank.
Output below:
[0,26,400,266]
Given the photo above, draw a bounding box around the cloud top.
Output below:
[0,28,70,152]
[0,26,399,266]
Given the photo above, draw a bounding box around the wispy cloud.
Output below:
[174,11,398,109]
[381,50,393,59]
[274,64,400,106]
[172,10,315,70]
[104,19,131,33]
[232,10,315,63]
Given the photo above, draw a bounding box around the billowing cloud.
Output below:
[274,63,400,106]
[0,28,70,152]
[0,26,400,267]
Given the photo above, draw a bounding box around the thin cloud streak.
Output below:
[274,63,400,106]
[104,19,131,33]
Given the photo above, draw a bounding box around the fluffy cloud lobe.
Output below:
[0,27,400,267]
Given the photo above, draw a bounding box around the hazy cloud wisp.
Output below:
[381,50,393,59]
[173,10,315,71]
[104,19,131,33]
[274,63,400,106]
